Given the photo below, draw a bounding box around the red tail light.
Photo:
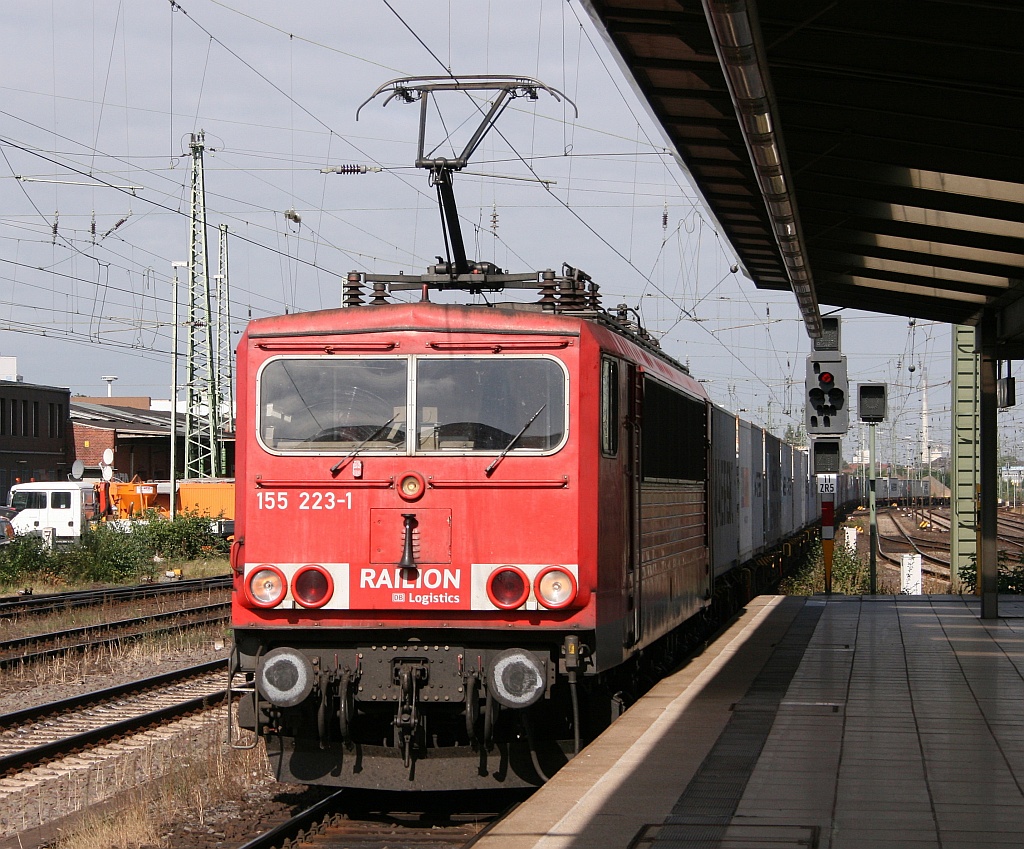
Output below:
[292,565,334,609]
[486,567,530,609]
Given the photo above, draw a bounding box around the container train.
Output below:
[227,74,859,790]
[227,267,859,789]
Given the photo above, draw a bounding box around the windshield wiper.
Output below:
[485,404,546,477]
[330,413,400,475]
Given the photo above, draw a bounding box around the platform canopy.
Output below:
[581,0,1024,351]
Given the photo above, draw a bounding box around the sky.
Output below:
[0,0,1007,466]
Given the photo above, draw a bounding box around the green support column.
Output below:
[950,325,979,593]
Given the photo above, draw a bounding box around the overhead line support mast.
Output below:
[185,131,220,479]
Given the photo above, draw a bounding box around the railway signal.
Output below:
[858,383,888,595]
[811,438,842,475]
[858,382,887,422]
[806,353,848,434]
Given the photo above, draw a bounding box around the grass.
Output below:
[779,534,887,595]
[52,796,163,849]
[0,621,230,697]
[51,726,271,849]
[0,555,230,596]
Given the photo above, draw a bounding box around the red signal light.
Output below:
[819,371,835,385]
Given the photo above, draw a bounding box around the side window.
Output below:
[52,492,72,509]
[601,358,619,456]
[19,492,47,510]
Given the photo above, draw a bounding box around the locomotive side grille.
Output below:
[640,482,706,574]
[636,480,709,642]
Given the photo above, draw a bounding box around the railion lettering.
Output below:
[358,567,460,591]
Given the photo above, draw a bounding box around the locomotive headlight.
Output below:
[535,567,577,609]
[256,647,315,708]
[246,565,287,608]
[398,471,425,501]
[488,648,547,708]
[291,565,334,609]
[486,567,530,609]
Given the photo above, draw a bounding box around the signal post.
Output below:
[806,317,848,593]
[858,383,888,594]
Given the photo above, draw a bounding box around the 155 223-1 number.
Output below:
[256,491,352,510]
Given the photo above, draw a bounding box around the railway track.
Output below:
[0,575,231,619]
[232,789,521,849]
[0,601,230,669]
[0,659,228,776]
[870,505,1024,588]
[877,508,951,579]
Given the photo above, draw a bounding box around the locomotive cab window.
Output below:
[416,357,566,453]
[257,357,407,451]
[256,354,567,456]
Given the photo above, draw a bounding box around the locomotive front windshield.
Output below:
[258,355,566,454]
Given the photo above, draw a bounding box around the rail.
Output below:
[0,659,228,774]
[0,602,230,668]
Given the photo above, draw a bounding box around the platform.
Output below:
[474,594,1024,849]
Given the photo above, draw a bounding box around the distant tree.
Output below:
[783,423,808,447]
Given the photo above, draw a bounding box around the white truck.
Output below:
[8,481,101,543]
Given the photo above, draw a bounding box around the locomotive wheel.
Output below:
[465,672,481,742]
[338,671,355,744]
[317,674,329,747]
[483,686,497,748]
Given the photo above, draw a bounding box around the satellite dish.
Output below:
[71,460,85,480]
[102,448,114,465]
[102,465,113,482]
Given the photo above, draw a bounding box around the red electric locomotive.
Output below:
[229,265,714,789]
[229,76,770,789]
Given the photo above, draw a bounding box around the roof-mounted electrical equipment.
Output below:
[357,75,576,286]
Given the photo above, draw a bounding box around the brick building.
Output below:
[71,401,180,481]
[0,358,72,503]
[70,400,234,481]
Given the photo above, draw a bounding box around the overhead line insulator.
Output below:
[321,164,382,175]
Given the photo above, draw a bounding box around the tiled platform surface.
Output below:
[474,594,1024,849]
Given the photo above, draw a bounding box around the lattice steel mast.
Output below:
[184,131,220,478]
[215,223,233,475]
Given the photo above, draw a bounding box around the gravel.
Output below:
[0,634,306,849]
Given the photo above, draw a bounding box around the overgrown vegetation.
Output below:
[779,536,875,595]
[52,726,269,849]
[955,550,1024,594]
[0,512,230,589]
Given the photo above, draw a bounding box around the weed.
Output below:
[780,537,876,595]
[50,731,271,849]
[0,512,229,590]
[955,550,1024,594]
